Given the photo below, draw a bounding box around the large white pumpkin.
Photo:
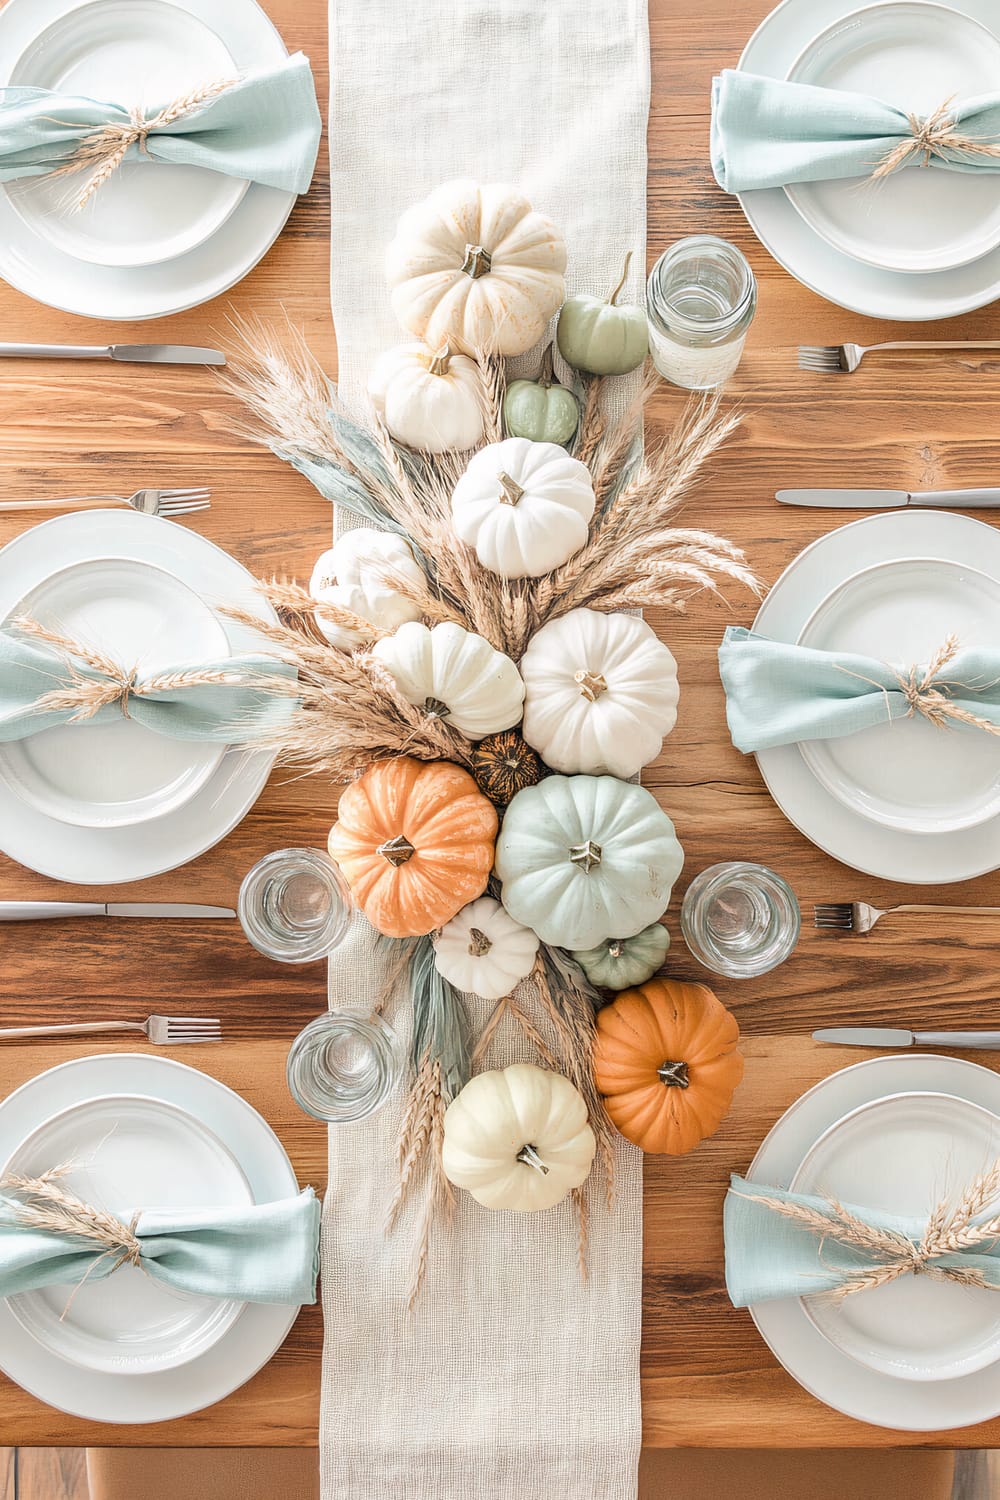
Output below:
[310,531,423,648]
[386,180,567,357]
[520,609,679,778]
[442,1064,596,1211]
[372,620,524,737]
[434,897,539,1000]
[368,342,485,454]
[451,437,595,579]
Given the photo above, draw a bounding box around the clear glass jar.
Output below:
[238,847,352,963]
[680,861,799,979]
[646,235,757,391]
[287,1012,399,1123]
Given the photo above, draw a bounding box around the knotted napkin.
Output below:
[0,1188,319,1305]
[711,70,1000,193]
[0,52,321,197]
[718,625,1000,753]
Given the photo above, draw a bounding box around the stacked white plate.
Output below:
[735,0,1000,317]
[0,510,276,883]
[747,1054,1000,1429]
[0,0,296,318]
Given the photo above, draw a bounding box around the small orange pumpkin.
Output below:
[593,977,743,1155]
[328,756,498,939]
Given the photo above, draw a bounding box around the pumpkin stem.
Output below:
[377,834,415,868]
[657,1060,690,1090]
[569,839,602,874]
[574,668,608,702]
[538,342,555,387]
[427,342,453,377]
[461,243,493,279]
[497,471,525,507]
[607,939,625,959]
[516,1143,550,1176]
[422,696,451,720]
[468,927,493,958]
[607,250,633,307]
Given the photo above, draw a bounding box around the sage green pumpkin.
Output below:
[572,924,670,991]
[557,253,648,377]
[503,345,580,446]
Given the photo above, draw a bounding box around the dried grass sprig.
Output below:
[1,1171,141,1269]
[536,946,616,1204]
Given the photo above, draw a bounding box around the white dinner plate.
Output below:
[795,557,1000,835]
[747,1053,1000,1429]
[737,0,1000,319]
[0,557,228,829]
[753,510,1000,882]
[3,1094,252,1374]
[785,3,1000,274]
[4,0,248,268]
[0,0,294,319]
[789,1091,1000,1381]
[0,1054,300,1423]
[0,511,275,884]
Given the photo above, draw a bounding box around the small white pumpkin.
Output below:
[434,897,539,1000]
[310,531,424,648]
[372,620,524,737]
[442,1063,596,1211]
[368,341,485,454]
[572,923,670,991]
[451,437,595,579]
[520,609,680,778]
[386,179,567,357]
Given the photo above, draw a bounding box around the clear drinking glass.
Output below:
[238,848,352,963]
[680,861,799,979]
[646,234,757,391]
[287,1012,399,1123]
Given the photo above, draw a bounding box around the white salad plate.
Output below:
[0,511,275,884]
[789,1090,1000,1382]
[0,1054,300,1423]
[785,2,1000,274]
[2,1093,252,1374]
[4,0,247,268]
[747,1053,1000,1429]
[0,0,294,318]
[738,0,1000,319]
[753,509,1000,882]
[0,556,229,829]
[795,557,1000,835]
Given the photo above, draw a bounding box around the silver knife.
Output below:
[0,343,226,367]
[777,487,1000,508]
[0,902,236,921]
[814,1026,1000,1049]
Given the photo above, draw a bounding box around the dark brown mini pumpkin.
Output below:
[472,730,544,808]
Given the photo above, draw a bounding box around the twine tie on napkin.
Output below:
[838,634,1000,737]
[872,98,1000,179]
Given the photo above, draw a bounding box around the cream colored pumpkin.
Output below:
[386,180,567,357]
[372,620,524,737]
[309,531,423,648]
[433,897,539,1000]
[520,609,679,777]
[451,437,595,579]
[441,1064,596,1211]
[368,342,485,454]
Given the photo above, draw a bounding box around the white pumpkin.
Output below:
[434,897,539,1000]
[368,341,485,454]
[310,531,424,648]
[520,609,680,778]
[451,437,595,579]
[442,1063,596,1211]
[372,620,524,737]
[386,179,567,357]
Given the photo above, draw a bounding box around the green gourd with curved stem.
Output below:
[572,923,670,990]
[556,252,648,376]
[503,344,580,446]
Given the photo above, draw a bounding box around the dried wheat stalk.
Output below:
[1,1170,141,1269]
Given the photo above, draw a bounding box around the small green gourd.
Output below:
[503,344,580,446]
[572,924,670,990]
[556,252,648,376]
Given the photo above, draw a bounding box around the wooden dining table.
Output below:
[2,0,1000,1455]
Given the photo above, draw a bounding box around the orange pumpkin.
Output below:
[328,756,498,938]
[593,978,743,1155]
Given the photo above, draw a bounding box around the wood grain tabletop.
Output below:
[2,0,1000,1453]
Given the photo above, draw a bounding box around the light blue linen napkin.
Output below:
[724,1174,1000,1306]
[0,52,321,195]
[711,69,1000,193]
[718,625,1000,753]
[0,628,298,744]
[0,1188,319,1304]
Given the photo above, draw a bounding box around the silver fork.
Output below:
[0,1015,221,1044]
[799,341,1000,373]
[815,901,1000,934]
[0,487,210,517]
